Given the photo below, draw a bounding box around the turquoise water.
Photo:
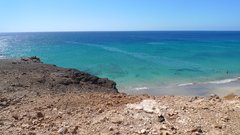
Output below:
[1,32,240,95]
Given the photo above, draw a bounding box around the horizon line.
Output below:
[1,30,240,33]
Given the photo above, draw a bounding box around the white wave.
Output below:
[0,56,6,59]
[208,77,240,84]
[178,77,240,87]
[178,83,195,87]
[133,87,149,91]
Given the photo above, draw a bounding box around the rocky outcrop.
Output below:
[0,56,118,93]
[20,56,42,63]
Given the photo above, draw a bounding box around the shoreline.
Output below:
[0,57,240,134]
[123,79,240,96]
[118,76,240,96]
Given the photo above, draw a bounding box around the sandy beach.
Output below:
[0,57,239,135]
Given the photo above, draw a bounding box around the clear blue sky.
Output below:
[0,0,240,32]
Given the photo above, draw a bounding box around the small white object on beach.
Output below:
[58,127,68,134]
[127,99,160,114]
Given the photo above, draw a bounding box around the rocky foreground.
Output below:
[0,57,240,135]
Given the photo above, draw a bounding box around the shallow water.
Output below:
[0,31,240,95]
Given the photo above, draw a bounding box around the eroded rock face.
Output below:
[0,57,118,93]
[66,68,117,89]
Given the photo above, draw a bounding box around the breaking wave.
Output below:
[178,77,240,87]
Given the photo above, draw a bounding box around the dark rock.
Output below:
[29,56,41,63]
[209,94,220,99]
[66,68,117,90]
[158,114,165,123]
[21,56,41,63]
[189,96,198,102]
[12,115,19,120]
[191,126,203,133]
[71,126,78,134]
[36,112,44,118]
[0,57,118,93]
[214,125,222,129]
[28,132,36,135]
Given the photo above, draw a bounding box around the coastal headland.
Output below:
[0,57,239,134]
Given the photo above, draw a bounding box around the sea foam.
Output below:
[178,77,240,87]
[133,87,150,91]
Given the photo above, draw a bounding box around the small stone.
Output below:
[111,116,123,124]
[189,96,198,102]
[168,110,178,117]
[160,125,167,130]
[22,123,30,128]
[30,127,36,131]
[28,132,36,135]
[36,112,44,118]
[160,130,170,135]
[140,129,146,134]
[191,126,203,133]
[109,127,114,131]
[66,111,72,115]
[151,129,157,134]
[0,101,7,106]
[98,109,104,113]
[58,127,68,134]
[214,125,222,129]
[209,94,220,99]
[32,120,38,125]
[12,114,19,120]
[221,116,230,122]
[71,126,78,134]
[202,106,209,110]
[181,106,186,110]
[158,114,165,123]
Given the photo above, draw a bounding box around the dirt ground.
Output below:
[0,91,240,135]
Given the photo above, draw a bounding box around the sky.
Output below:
[0,0,240,32]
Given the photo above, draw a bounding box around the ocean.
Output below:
[1,31,240,96]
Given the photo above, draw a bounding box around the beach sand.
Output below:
[0,57,239,135]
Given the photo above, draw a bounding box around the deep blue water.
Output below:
[1,31,240,95]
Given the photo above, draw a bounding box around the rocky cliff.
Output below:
[0,56,118,94]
